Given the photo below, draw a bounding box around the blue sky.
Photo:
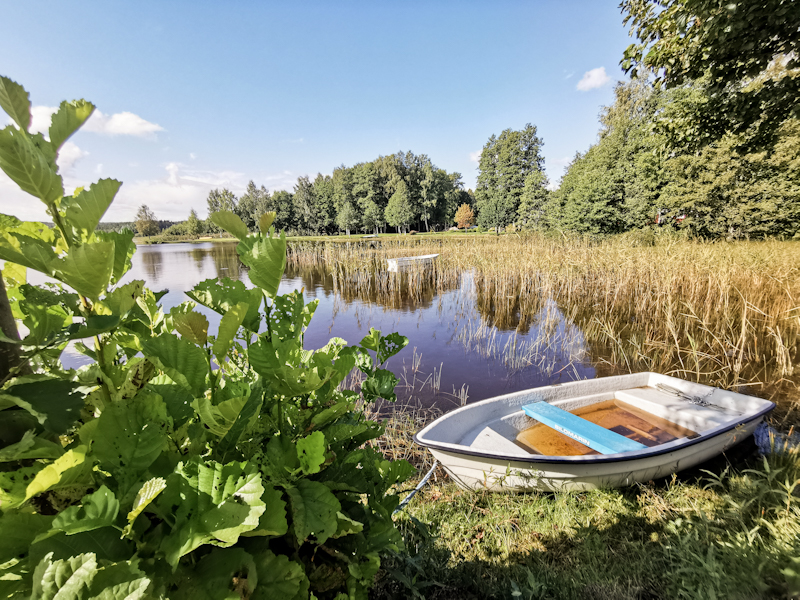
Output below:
[1,1,634,222]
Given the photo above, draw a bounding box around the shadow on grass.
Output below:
[372,442,800,600]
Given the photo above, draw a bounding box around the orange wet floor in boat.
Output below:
[515,399,699,456]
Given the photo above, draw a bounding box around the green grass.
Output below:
[373,449,800,600]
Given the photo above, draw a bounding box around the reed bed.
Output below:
[290,234,800,417]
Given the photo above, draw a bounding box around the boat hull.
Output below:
[430,417,762,491]
[414,372,774,491]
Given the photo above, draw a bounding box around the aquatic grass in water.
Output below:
[288,234,800,420]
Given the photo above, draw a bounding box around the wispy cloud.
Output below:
[19,105,164,139]
[57,142,90,173]
[84,110,164,137]
[468,150,481,163]
[564,70,575,80]
[576,67,611,91]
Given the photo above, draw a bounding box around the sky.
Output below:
[0,1,635,222]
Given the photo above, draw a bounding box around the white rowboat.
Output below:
[413,372,774,491]
[386,254,439,272]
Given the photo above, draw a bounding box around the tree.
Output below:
[384,181,414,233]
[237,181,270,230]
[271,190,295,231]
[186,208,203,236]
[454,203,475,229]
[336,202,360,236]
[135,204,159,236]
[475,124,545,232]
[548,81,666,234]
[621,0,800,148]
[206,188,237,233]
[517,171,550,229]
[293,175,329,234]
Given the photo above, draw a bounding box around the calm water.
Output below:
[61,241,596,409]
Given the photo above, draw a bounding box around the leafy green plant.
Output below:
[0,76,412,599]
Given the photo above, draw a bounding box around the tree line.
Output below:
[181,151,472,237]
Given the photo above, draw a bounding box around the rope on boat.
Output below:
[393,460,439,515]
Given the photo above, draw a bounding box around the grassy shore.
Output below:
[367,410,800,600]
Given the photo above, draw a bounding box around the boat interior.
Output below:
[420,379,772,459]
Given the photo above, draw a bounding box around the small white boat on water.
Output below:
[386,253,439,272]
[414,372,774,491]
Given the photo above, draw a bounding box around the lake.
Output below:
[58,241,596,410]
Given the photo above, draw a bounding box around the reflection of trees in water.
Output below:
[138,248,164,284]
[330,263,461,312]
[207,243,245,280]
[474,277,552,333]
[190,248,207,273]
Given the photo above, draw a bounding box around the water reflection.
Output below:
[57,242,595,409]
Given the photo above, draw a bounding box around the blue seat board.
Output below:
[522,402,648,455]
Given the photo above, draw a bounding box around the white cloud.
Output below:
[576,67,611,91]
[189,153,197,160]
[468,150,481,163]
[30,106,58,134]
[94,163,103,175]
[57,142,89,173]
[84,110,164,137]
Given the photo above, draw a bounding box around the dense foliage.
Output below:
[204,153,472,236]
[548,81,800,238]
[0,76,413,599]
[621,0,800,149]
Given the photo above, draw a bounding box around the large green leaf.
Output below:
[145,378,194,426]
[0,230,58,275]
[250,550,308,600]
[173,310,209,346]
[296,431,326,475]
[86,561,150,600]
[157,458,266,567]
[62,179,121,241]
[29,528,133,566]
[236,231,286,298]
[186,278,262,332]
[142,333,208,397]
[360,368,400,403]
[269,291,316,343]
[173,548,257,600]
[92,396,168,494]
[0,430,63,462]
[286,479,341,546]
[123,477,166,537]
[257,212,275,233]
[0,512,54,564]
[212,302,247,362]
[32,552,98,600]
[193,395,249,439]
[0,378,83,434]
[20,302,72,345]
[215,384,263,461]
[42,486,120,539]
[95,230,135,284]
[96,280,144,317]
[51,241,115,299]
[242,485,288,538]
[0,463,43,509]
[0,126,62,205]
[0,76,31,131]
[49,99,94,151]
[210,211,249,240]
[25,445,93,501]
